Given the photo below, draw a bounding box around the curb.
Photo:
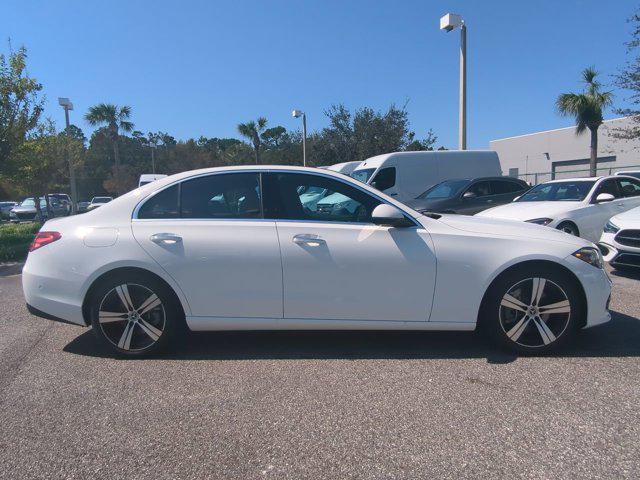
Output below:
[0,262,24,277]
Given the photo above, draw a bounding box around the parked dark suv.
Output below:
[406,177,530,215]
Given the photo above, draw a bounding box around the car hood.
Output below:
[431,213,589,247]
[611,205,640,228]
[12,206,37,213]
[475,201,582,221]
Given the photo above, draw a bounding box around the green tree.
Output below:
[261,126,287,148]
[556,68,613,177]
[614,8,640,139]
[237,117,267,164]
[84,103,134,195]
[0,44,44,167]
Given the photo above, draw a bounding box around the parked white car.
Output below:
[598,205,640,269]
[23,166,611,357]
[87,196,114,211]
[476,176,640,243]
[615,170,640,180]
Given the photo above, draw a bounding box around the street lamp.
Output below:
[148,140,157,174]
[58,97,78,213]
[292,109,307,167]
[440,13,467,150]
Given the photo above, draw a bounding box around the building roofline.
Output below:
[490,116,631,143]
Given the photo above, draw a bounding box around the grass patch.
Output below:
[0,222,40,262]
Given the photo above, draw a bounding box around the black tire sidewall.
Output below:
[89,272,180,357]
[482,264,584,355]
[557,222,579,236]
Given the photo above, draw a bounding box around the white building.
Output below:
[490,117,640,184]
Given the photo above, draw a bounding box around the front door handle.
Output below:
[150,233,182,245]
[293,234,326,246]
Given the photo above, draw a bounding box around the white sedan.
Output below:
[476,176,640,243]
[599,205,640,269]
[23,166,611,356]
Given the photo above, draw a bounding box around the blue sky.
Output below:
[4,0,638,149]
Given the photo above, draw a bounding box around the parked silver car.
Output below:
[0,201,18,220]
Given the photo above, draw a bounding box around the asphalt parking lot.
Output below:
[1,268,639,480]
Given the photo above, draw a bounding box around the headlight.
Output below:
[572,247,604,269]
[603,220,620,234]
[525,218,553,226]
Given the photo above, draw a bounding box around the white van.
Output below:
[351,151,501,202]
[139,174,168,188]
[322,161,361,176]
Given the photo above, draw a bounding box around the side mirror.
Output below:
[371,204,413,228]
[462,191,476,199]
[595,193,615,203]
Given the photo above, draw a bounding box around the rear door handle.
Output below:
[293,234,326,246]
[150,233,182,245]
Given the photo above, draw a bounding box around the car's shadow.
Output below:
[610,267,640,281]
[63,310,640,363]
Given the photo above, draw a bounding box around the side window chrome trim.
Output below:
[132,168,421,227]
[132,170,264,220]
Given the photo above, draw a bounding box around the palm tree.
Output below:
[556,68,613,177]
[237,117,267,164]
[85,104,134,195]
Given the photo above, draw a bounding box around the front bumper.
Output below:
[563,254,612,328]
[598,231,640,269]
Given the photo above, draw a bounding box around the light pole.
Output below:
[440,13,467,150]
[292,109,307,166]
[58,97,78,213]
[148,141,157,174]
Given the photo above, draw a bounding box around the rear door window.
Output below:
[490,180,526,194]
[180,173,262,219]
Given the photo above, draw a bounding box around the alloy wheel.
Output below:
[97,283,166,352]
[498,277,571,348]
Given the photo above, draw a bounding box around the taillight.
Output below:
[29,231,62,252]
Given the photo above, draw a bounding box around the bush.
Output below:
[0,222,40,261]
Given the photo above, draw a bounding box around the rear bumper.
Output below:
[26,303,83,326]
[22,258,88,326]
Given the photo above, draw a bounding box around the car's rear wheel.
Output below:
[89,272,181,357]
[482,265,584,354]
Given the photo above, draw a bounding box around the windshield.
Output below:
[417,179,470,200]
[517,180,596,202]
[351,168,376,183]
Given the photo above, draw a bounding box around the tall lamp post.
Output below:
[440,13,467,150]
[148,140,157,174]
[292,109,307,166]
[58,97,78,213]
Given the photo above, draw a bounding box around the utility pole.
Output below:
[292,110,307,166]
[459,22,467,150]
[440,13,467,150]
[58,98,78,213]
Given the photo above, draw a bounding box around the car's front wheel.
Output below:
[89,272,181,357]
[481,264,584,354]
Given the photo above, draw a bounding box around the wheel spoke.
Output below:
[137,318,162,341]
[138,294,161,316]
[507,316,530,342]
[539,299,571,315]
[117,321,135,350]
[501,293,528,312]
[533,317,556,345]
[116,285,135,312]
[531,278,546,306]
[99,311,128,324]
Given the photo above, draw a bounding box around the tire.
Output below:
[480,264,584,354]
[89,271,182,357]
[556,221,579,236]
